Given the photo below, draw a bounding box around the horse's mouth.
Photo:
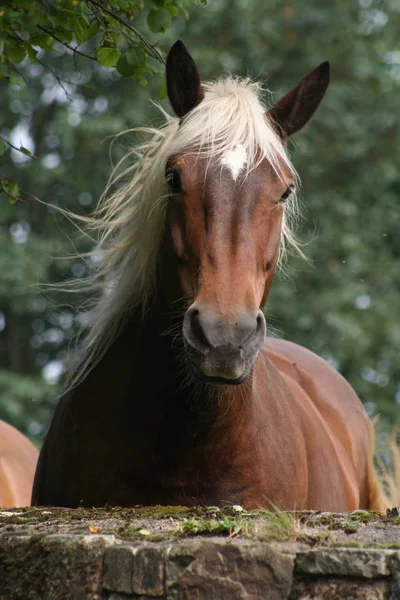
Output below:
[187,359,250,386]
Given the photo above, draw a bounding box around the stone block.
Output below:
[0,533,115,600]
[103,544,165,597]
[290,577,390,600]
[166,538,294,600]
[389,553,400,600]
[296,547,393,579]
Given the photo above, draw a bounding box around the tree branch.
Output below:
[36,57,74,101]
[37,25,97,61]
[87,0,165,65]
[0,136,37,159]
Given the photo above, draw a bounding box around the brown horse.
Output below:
[0,420,38,507]
[32,41,387,511]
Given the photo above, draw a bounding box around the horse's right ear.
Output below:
[166,40,204,118]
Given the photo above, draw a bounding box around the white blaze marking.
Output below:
[221,145,247,181]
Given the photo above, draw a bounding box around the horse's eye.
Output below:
[280,186,294,202]
[167,170,182,194]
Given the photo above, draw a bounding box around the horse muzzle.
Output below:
[182,305,266,384]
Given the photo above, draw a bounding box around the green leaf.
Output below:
[60,26,74,43]
[167,4,179,17]
[9,72,26,88]
[7,44,27,65]
[84,22,100,41]
[109,31,120,44]
[1,180,20,199]
[167,5,179,17]
[116,52,136,77]
[96,47,121,68]
[116,48,144,77]
[147,8,172,33]
[26,45,38,63]
[79,5,89,23]
[131,64,153,86]
[18,12,38,34]
[30,34,53,51]
[74,16,90,44]
[0,139,7,155]
[19,146,34,157]
[3,10,24,23]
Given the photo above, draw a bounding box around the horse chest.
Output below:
[105,403,308,509]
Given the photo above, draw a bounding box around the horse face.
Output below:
[165,40,329,384]
[165,153,294,384]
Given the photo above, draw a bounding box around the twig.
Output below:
[37,25,97,61]
[7,62,28,85]
[37,57,73,100]
[87,0,165,64]
[0,135,37,159]
[119,28,141,50]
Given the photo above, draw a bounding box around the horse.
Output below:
[0,420,38,507]
[32,41,388,512]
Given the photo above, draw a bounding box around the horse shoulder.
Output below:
[262,338,371,510]
[263,338,369,426]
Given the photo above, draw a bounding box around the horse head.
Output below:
[163,41,330,384]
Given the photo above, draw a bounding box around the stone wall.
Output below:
[1,507,400,599]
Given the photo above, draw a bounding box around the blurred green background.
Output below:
[1,0,399,449]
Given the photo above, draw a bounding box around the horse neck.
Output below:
[100,289,262,441]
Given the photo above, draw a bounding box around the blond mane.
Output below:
[67,77,302,386]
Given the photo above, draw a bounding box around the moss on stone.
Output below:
[2,507,400,549]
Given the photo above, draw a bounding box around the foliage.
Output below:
[0,0,205,198]
[0,370,57,446]
[1,0,200,81]
[0,0,400,446]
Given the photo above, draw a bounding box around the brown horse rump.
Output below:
[0,420,38,508]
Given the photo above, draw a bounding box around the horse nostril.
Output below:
[254,310,266,340]
[188,307,211,351]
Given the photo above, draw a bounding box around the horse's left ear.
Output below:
[166,40,204,118]
[267,62,330,137]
